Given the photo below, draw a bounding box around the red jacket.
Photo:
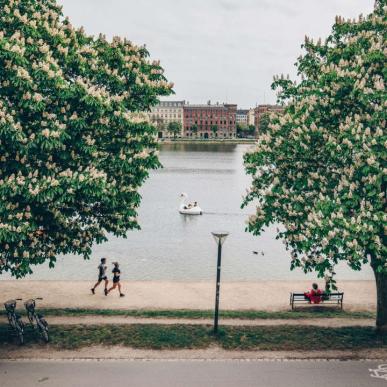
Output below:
[304,289,322,304]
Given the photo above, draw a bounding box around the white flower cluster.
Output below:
[0,0,172,277]
[244,4,386,278]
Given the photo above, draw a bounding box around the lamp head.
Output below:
[211,231,229,245]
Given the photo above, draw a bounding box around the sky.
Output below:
[58,0,374,108]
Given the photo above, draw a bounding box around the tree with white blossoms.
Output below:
[244,1,386,330]
[0,0,173,277]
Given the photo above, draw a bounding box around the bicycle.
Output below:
[4,299,25,345]
[24,298,49,342]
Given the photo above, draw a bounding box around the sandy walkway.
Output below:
[0,280,375,311]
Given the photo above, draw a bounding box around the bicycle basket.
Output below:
[4,300,16,312]
[25,299,35,311]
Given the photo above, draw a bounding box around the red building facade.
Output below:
[183,103,237,138]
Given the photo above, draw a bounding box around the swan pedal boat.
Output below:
[179,193,203,215]
[179,205,203,215]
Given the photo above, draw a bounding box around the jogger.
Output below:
[91,258,109,295]
[107,262,125,297]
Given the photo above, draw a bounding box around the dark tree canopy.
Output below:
[167,121,182,137]
[258,113,270,134]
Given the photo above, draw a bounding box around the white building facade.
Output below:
[236,109,249,127]
[149,100,185,138]
[248,108,255,126]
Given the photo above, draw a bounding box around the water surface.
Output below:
[4,143,373,281]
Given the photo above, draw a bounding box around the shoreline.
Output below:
[0,280,375,311]
[159,139,256,145]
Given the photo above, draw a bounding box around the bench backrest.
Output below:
[292,292,344,301]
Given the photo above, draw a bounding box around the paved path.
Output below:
[2,346,387,361]
[0,315,375,327]
[0,280,376,311]
[0,359,386,387]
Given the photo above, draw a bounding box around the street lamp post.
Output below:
[211,231,229,334]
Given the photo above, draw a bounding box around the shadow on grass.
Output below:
[0,324,385,351]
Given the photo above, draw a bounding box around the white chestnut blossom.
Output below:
[0,0,172,278]
[243,2,386,327]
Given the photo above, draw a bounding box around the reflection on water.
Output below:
[158,167,236,174]
[3,143,373,281]
[162,143,239,153]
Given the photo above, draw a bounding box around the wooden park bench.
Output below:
[290,292,344,310]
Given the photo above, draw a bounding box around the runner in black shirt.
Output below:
[91,258,109,295]
[107,262,125,297]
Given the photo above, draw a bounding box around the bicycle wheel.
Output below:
[17,330,24,345]
[27,311,34,326]
[7,315,16,341]
[9,314,15,326]
[38,320,49,343]
[15,322,24,345]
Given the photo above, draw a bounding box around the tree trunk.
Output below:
[371,262,387,332]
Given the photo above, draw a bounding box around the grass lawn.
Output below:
[0,308,375,320]
[0,324,385,351]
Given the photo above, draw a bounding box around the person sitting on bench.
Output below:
[304,283,322,304]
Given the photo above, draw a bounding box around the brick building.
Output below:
[254,104,284,134]
[183,102,237,139]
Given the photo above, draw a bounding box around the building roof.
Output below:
[155,100,185,107]
[184,103,237,109]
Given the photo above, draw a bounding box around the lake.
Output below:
[5,143,373,281]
